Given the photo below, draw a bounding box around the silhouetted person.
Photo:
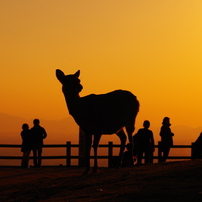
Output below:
[121,143,135,167]
[20,123,33,168]
[133,120,155,165]
[31,119,47,167]
[160,117,174,162]
[192,132,202,159]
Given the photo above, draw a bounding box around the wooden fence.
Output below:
[0,142,197,167]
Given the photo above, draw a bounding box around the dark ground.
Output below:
[1,160,202,202]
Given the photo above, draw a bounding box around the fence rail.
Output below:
[0,142,197,167]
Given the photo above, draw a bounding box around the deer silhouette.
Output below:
[56,69,139,173]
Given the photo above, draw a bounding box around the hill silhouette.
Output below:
[0,113,201,145]
[0,113,79,144]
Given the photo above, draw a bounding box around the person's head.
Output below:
[33,119,40,126]
[143,120,150,129]
[162,117,170,125]
[22,123,29,130]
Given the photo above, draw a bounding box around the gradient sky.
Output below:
[1,0,202,131]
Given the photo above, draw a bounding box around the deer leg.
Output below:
[92,134,102,173]
[126,123,135,166]
[84,134,92,174]
[116,129,127,168]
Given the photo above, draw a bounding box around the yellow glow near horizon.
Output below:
[1,0,202,132]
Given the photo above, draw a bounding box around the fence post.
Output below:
[66,141,71,167]
[78,129,86,167]
[108,142,113,168]
[191,142,196,160]
[150,148,154,164]
[158,141,162,163]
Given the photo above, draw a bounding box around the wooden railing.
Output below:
[0,141,197,167]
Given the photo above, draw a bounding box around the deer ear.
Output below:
[74,70,80,78]
[56,69,65,83]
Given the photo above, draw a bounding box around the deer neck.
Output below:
[64,93,81,117]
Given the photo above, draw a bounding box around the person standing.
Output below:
[160,117,174,162]
[133,120,155,165]
[20,123,33,168]
[31,119,47,167]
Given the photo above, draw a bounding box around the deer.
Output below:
[56,69,139,174]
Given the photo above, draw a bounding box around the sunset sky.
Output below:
[1,0,202,134]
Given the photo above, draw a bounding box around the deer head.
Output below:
[56,69,83,95]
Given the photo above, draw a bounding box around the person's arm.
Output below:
[21,131,24,140]
[43,128,47,139]
[150,131,155,152]
[159,126,164,137]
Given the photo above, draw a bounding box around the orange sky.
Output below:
[1,0,202,134]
